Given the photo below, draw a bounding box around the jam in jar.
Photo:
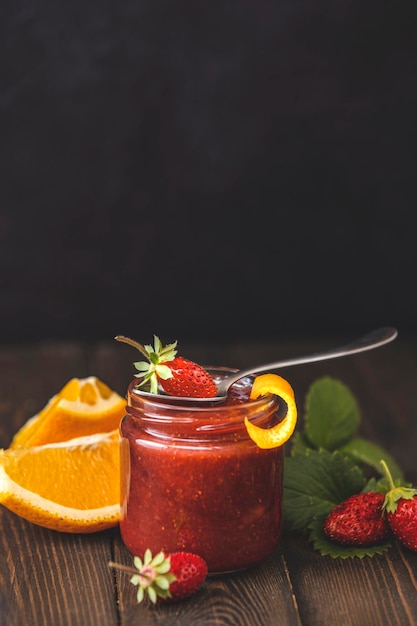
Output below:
[119,371,284,574]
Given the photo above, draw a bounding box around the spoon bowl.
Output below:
[132,326,398,404]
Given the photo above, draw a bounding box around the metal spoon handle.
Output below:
[218,326,398,393]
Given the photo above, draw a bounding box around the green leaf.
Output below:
[289,432,312,455]
[308,518,392,558]
[304,377,361,450]
[363,477,389,493]
[339,437,404,482]
[283,449,366,533]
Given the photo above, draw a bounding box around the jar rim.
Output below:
[128,366,277,413]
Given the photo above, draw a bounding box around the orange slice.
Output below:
[10,377,126,448]
[245,373,298,449]
[0,431,120,532]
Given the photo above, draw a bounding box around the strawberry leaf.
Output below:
[363,477,390,493]
[283,449,366,533]
[304,377,361,450]
[289,432,311,455]
[339,437,405,481]
[308,517,392,558]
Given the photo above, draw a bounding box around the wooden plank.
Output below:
[111,535,300,626]
[283,533,417,626]
[0,513,118,626]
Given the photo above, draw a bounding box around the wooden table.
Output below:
[1,332,417,626]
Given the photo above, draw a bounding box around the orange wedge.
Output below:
[0,431,120,532]
[11,377,126,448]
[245,373,298,449]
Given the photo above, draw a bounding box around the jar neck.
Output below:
[125,378,279,442]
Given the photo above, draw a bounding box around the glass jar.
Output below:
[119,370,284,574]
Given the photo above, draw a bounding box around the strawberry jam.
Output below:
[119,371,284,573]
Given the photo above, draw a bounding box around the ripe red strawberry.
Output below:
[381,459,417,551]
[161,551,208,602]
[114,334,217,398]
[158,355,217,398]
[386,497,417,551]
[323,492,390,546]
[109,550,208,603]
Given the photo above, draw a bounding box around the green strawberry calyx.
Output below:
[114,334,177,393]
[109,549,177,603]
[380,459,417,514]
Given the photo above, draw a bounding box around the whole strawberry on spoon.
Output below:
[114,335,218,398]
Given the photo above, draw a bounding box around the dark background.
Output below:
[1,0,416,345]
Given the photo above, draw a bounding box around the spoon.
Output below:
[131,326,398,404]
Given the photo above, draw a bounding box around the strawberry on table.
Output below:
[323,492,391,546]
[109,550,208,603]
[381,459,417,551]
[115,335,218,398]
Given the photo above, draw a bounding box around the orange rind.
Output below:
[245,373,297,449]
